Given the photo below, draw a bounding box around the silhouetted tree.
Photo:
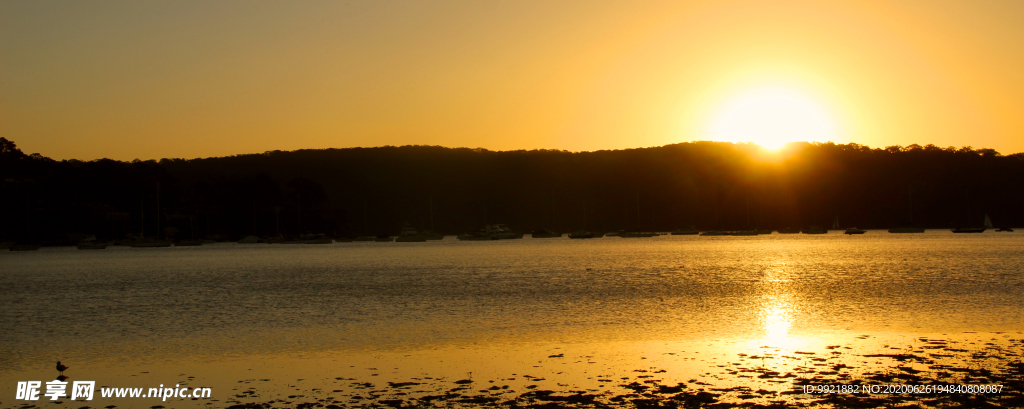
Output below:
[2,138,1022,243]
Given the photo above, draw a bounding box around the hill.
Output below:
[2,137,1022,242]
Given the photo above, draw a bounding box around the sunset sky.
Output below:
[3,0,1024,161]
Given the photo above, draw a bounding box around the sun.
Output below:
[705,87,839,150]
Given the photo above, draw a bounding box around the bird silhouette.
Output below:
[56,361,69,376]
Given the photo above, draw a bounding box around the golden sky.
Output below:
[3,0,1023,160]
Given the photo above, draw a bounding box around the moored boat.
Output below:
[844,227,867,235]
[423,234,445,240]
[395,226,427,242]
[888,227,925,233]
[10,244,42,251]
[486,224,524,239]
[457,230,498,241]
[952,214,992,233]
[304,235,334,244]
[619,231,659,238]
[175,239,204,246]
[568,230,594,239]
[801,226,827,234]
[670,227,699,235]
[890,186,924,233]
[530,228,562,238]
[77,236,108,250]
[129,239,173,247]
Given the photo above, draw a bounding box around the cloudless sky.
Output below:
[3,0,1024,160]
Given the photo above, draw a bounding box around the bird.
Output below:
[56,361,69,376]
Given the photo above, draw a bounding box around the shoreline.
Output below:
[4,333,1021,408]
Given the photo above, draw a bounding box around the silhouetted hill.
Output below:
[2,137,1022,243]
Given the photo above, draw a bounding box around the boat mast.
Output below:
[26,198,31,243]
[156,182,161,239]
[429,195,434,232]
[636,189,640,231]
[551,192,556,230]
[746,197,751,229]
[583,203,588,230]
[965,189,972,226]
[908,186,914,226]
[141,198,145,237]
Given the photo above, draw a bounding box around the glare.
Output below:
[761,304,793,344]
[706,87,838,150]
[754,295,803,350]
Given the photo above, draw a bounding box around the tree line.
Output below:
[2,137,1022,243]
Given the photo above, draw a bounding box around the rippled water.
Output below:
[2,231,1022,406]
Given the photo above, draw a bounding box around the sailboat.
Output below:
[889,187,925,233]
[131,184,173,247]
[176,215,204,246]
[531,228,562,238]
[568,230,595,239]
[889,226,925,233]
[395,225,428,242]
[952,190,988,233]
[670,226,700,235]
[844,227,866,235]
[77,236,108,250]
[801,226,827,234]
[834,215,866,234]
[995,216,1013,232]
[12,199,42,250]
[619,190,658,237]
[952,214,990,233]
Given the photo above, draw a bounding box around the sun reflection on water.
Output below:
[753,258,805,351]
[760,300,794,346]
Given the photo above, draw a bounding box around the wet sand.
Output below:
[8,333,1020,409]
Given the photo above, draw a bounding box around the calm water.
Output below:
[2,231,1022,406]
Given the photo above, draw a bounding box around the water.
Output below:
[2,231,1022,407]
